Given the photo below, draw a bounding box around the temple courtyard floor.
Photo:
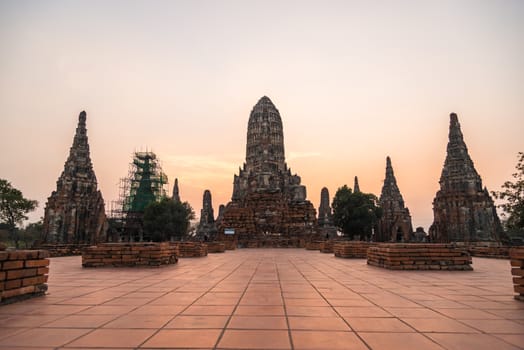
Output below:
[0,249,523,350]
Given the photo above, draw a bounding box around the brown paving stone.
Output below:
[493,334,524,349]
[291,330,367,350]
[384,307,447,319]
[335,306,392,318]
[435,308,503,320]
[0,315,62,327]
[347,317,415,332]
[65,328,155,348]
[359,332,445,350]
[288,316,350,331]
[426,333,522,350]
[181,305,234,316]
[218,329,291,349]
[0,328,91,347]
[402,318,479,333]
[44,314,117,328]
[228,316,288,329]
[165,315,229,328]
[102,314,172,328]
[460,319,524,333]
[286,305,338,317]
[129,304,186,315]
[235,305,285,316]
[285,298,329,306]
[77,305,138,315]
[142,329,221,348]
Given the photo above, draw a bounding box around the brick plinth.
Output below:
[320,241,334,253]
[1,250,49,304]
[38,244,91,257]
[82,243,178,267]
[333,241,377,258]
[206,242,226,253]
[171,242,208,257]
[367,243,473,270]
[509,247,524,301]
[468,245,510,259]
[305,241,324,250]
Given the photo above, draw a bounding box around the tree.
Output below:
[0,179,38,248]
[492,152,524,230]
[19,220,43,249]
[143,198,195,242]
[332,185,382,240]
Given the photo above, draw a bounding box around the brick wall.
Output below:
[509,247,524,301]
[320,241,335,253]
[333,241,377,258]
[38,244,91,257]
[305,241,324,250]
[206,242,226,253]
[171,242,208,257]
[82,243,178,267]
[367,243,472,270]
[1,250,49,304]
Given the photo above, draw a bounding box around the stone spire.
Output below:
[378,156,413,242]
[429,113,505,242]
[172,178,180,203]
[42,111,106,244]
[196,189,217,240]
[353,176,360,193]
[318,187,332,226]
[245,96,286,173]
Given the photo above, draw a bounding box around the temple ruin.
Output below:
[429,113,506,243]
[42,111,106,244]
[218,96,317,246]
[196,189,217,240]
[377,156,413,242]
[317,187,337,238]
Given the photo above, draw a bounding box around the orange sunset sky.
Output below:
[1,0,523,231]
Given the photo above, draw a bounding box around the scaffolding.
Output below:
[109,151,168,241]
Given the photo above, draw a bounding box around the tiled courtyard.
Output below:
[0,249,523,350]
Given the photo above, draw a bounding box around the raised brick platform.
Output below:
[333,241,377,258]
[468,245,510,259]
[509,247,524,301]
[172,242,208,257]
[82,243,178,267]
[38,243,91,257]
[1,250,49,304]
[305,241,324,250]
[367,243,472,270]
[320,240,334,253]
[206,241,226,253]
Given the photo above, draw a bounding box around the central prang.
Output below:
[218,96,317,247]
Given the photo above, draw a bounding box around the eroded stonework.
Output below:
[377,157,413,242]
[218,96,317,246]
[42,111,106,244]
[196,189,217,240]
[318,187,337,238]
[429,113,505,243]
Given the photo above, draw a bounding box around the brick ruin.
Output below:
[196,189,217,240]
[42,111,106,244]
[217,96,317,247]
[377,156,413,242]
[317,187,337,238]
[429,113,506,243]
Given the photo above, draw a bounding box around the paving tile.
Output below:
[460,319,524,333]
[235,305,286,316]
[228,316,288,329]
[128,304,186,315]
[291,330,367,350]
[142,329,221,348]
[426,333,522,350]
[288,316,350,331]
[286,306,338,317]
[44,314,117,328]
[347,317,415,332]
[402,318,479,333]
[103,314,172,328]
[165,315,229,328]
[359,332,445,350]
[335,306,391,318]
[285,298,330,306]
[218,329,291,349]
[384,307,447,319]
[435,308,502,320]
[0,315,62,327]
[181,305,235,316]
[64,328,154,348]
[493,334,524,349]
[0,328,91,347]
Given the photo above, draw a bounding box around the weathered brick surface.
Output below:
[82,243,178,267]
[38,244,91,257]
[320,240,335,253]
[333,241,377,258]
[509,247,524,301]
[171,242,208,257]
[0,250,50,305]
[467,245,510,259]
[367,243,473,270]
[206,242,226,253]
[305,241,324,251]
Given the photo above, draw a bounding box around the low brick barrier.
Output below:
[333,241,377,258]
[223,241,237,250]
[171,242,208,257]
[1,250,49,304]
[510,247,524,301]
[468,246,510,259]
[305,241,324,250]
[206,242,226,253]
[320,241,334,253]
[38,244,91,257]
[367,243,472,270]
[82,243,178,267]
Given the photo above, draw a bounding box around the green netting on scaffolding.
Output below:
[122,152,168,213]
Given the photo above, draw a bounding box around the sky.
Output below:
[0,0,523,231]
